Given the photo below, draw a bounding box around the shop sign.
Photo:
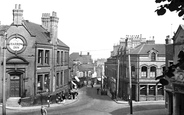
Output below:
[9,37,24,51]
[7,34,27,54]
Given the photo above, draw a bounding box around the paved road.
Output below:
[2,85,165,115]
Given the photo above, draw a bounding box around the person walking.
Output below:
[97,88,100,94]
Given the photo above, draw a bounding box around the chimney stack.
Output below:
[165,35,171,44]
[50,11,59,45]
[41,11,59,45]
[13,4,23,25]
[41,13,50,32]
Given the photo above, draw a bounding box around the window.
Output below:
[131,66,135,78]
[61,51,63,65]
[151,52,156,61]
[56,72,59,87]
[141,66,147,78]
[150,66,156,78]
[60,71,63,86]
[37,74,50,93]
[64,51,69,66]
[38,49,43,64]
[157,85,164,95]
[140,85,147,95]
[57,51,60,64]
[148,85,155,95]
[44,74,50,91]
[45,50,50,65]
[37,75,43,92]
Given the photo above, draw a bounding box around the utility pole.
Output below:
[2,32,7,115]
[126,38,133,114]
[116,57,120,99]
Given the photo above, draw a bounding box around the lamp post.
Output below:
[2,32,7,115]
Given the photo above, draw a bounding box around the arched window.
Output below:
[150,66,156,78]
[151,52,156,61]
[141,66,147,78]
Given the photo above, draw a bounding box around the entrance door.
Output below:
[10,75,20,97]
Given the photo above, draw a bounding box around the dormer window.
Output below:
[151,52,156,61]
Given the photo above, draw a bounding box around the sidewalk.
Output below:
[127,108,168,115]
[0,89,81,111]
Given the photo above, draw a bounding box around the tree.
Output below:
[155,0,184,17]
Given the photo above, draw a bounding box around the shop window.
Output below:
[140,85,147,95]
[37,73,50,93]
[61,51,64,66]
[60,71,63,86]
[150,66,156,78]
[141,66,147,78]
[56,72,59,87]
[38,49,43,64]
[148,85,155,95]
[44,74,50,91]
[37,75,43,92]
[151,52,156,61]
[157,85,164,95]
[57,51,60,65]
[45,50,50,65]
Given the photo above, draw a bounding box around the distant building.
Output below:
[105,37,165,101]
[0,4,70,102]
[69,52,93,79]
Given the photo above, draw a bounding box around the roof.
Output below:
[78,64,94,72]
[69,52,93,64]
[131,43,165,55]
[23,20,68,47]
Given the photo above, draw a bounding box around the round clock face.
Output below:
[7,34,27,54]
[9,37,24,51]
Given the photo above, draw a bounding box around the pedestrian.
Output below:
[97,88,100,94]
[41,106,47,115]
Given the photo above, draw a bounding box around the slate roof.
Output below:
[130,43,165,55]
[78,64,94,72]
[23,20,68,47]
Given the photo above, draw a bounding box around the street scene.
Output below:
[1,84,166,115]
[1,1,184,115]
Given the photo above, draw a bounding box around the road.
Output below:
[4,85,165,115]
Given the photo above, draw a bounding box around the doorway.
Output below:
[10,75,21,97]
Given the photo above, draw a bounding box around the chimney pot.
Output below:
[18,4,21,9]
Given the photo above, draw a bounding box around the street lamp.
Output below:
[2,32,7,115]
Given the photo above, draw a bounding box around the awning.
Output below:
[71,81,77,86]
[75,76,80,82]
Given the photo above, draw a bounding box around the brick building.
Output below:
[0,4,70,103]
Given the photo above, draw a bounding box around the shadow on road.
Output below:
[85,85,112,101]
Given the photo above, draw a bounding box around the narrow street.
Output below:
[5,85,165,115]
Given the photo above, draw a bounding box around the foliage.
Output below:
[156,50,184,85]
[155,0,184,17]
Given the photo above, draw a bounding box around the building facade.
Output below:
[0,4,70,102]
[165,25,184,115]
[105,37,165,101]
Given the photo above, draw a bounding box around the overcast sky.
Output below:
[1,0,184,59]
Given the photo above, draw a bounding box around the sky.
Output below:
[0,0,184,60]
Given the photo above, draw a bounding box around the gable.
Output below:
[173,25,184,44]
